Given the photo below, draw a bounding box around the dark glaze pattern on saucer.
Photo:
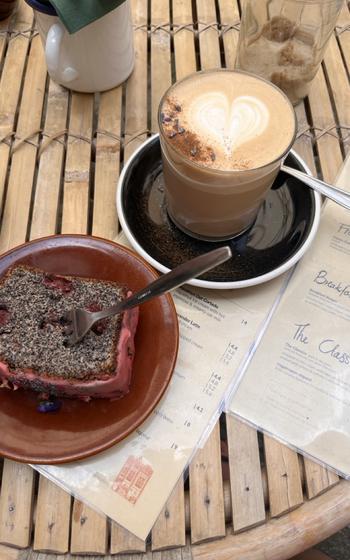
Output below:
[121,137,316,283]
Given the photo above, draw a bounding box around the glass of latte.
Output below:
[158,69,297,241]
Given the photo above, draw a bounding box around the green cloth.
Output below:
[49,0,127,34]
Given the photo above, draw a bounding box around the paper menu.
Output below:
[228,155,350,477]
[35,254,287,540]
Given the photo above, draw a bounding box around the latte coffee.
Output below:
[158,70,296,240]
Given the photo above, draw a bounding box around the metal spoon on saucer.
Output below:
[281,164,350,210]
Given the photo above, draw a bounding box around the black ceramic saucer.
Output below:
[117,135,321,289]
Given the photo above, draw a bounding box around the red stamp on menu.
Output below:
[113,455,153,504]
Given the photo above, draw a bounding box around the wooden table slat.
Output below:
[110,521,146,554]
[226,416,266,532]
[0,460,34,548]
[70,500,108,555]
[0,32,46,253]
[293,102,317,176]
[0,19,10,69]
[92,87,122,240]
[189,422,226,544]
[336,3,350,72]
[151,0,172,133]
[264,435,304,518]
[30,80,69,240]
[307,66,343,183]
[172,0,197,80]
[323,35,350,152]
[196,0,222,70]
[218,0,240,69]
[0,543,25,560]
[33,477,71,554]
[61,93,93,234]
[123,0,148,161]
[303,458,339,500]
[0,2,34,214]
[151,476,186,551]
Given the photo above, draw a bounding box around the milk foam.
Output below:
[188,92,270,155]
[161,71,296,170]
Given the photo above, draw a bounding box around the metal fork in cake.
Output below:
[64,246,232,345]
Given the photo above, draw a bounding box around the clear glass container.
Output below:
[235,0,343,105]
[158,69,296,241]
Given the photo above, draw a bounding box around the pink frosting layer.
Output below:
[0,305,139,400]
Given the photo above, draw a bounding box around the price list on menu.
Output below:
[36,241,287,540]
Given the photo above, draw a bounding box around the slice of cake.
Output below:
[0,265,139,400]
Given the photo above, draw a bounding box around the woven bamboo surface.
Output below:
[0,0,349,559]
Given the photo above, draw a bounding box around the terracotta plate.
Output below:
[0,235,179,464]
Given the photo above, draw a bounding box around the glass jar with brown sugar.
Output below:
[235,0,343,105]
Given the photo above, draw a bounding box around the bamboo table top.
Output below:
[0,1,349,559]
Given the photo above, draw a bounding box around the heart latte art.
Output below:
[160,71,296,170]
[188,93,270,154]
